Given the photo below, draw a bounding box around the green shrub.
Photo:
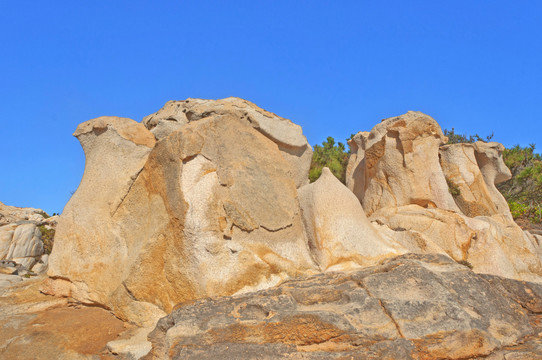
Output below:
[38,225,55,254]
[446,177,461,197]
[36,211,50,219]
[309,137,349,183]
[443,128,493,144]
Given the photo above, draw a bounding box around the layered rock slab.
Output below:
[45,107,317,326]
[145,254,537,360]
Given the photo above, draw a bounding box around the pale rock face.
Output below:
[347,111,460,216]
[0,202,48,270]
[143,97,312,188]
[439,142,513,221]
[45,110,317,326]
[439,143,500,217]
[298,167,406,271]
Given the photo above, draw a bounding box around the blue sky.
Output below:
[1,1,541,214]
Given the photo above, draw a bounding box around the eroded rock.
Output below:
[347,111,460,216]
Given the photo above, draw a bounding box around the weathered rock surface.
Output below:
[145,254,542,360]
[346,111,542,282]
[45,103,318,326]
[347,111,460,216]
[0,276,135,360]
[298,167,406,271]
[142,97,313,188]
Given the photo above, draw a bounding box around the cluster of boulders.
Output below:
[4,98,542,359]
[0,201,55,287]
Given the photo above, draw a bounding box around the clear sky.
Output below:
[1,1,541,214]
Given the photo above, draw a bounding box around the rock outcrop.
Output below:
[45,100,318,326]
[145,254,542,360]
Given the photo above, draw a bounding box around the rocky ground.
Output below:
[2,255,542,359]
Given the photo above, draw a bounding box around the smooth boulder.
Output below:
[298,167,406,271]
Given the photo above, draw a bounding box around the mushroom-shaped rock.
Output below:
[143,97,312,188]
[298,167,406,271]
[348,111,460,215]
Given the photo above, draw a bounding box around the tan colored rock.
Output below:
[0,277,133,360]
[143,97,312,188]
[0,222,44,270]
[474,141,513,218]
[46,116,159,322]
[0,201,45,226]
[45,110,317,326]
[298,167,406,271]
[345,131,369,202]
[347,111,460,216]
[439,143,500,217]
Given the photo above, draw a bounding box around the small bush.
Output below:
[309,137,350,183]
[36,211,50,219]
[38,225,55,254]
[457,259,473,269]
[446,177,461,197]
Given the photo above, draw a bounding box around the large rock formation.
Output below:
[45,99,319,326]
[145,254,542,360]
